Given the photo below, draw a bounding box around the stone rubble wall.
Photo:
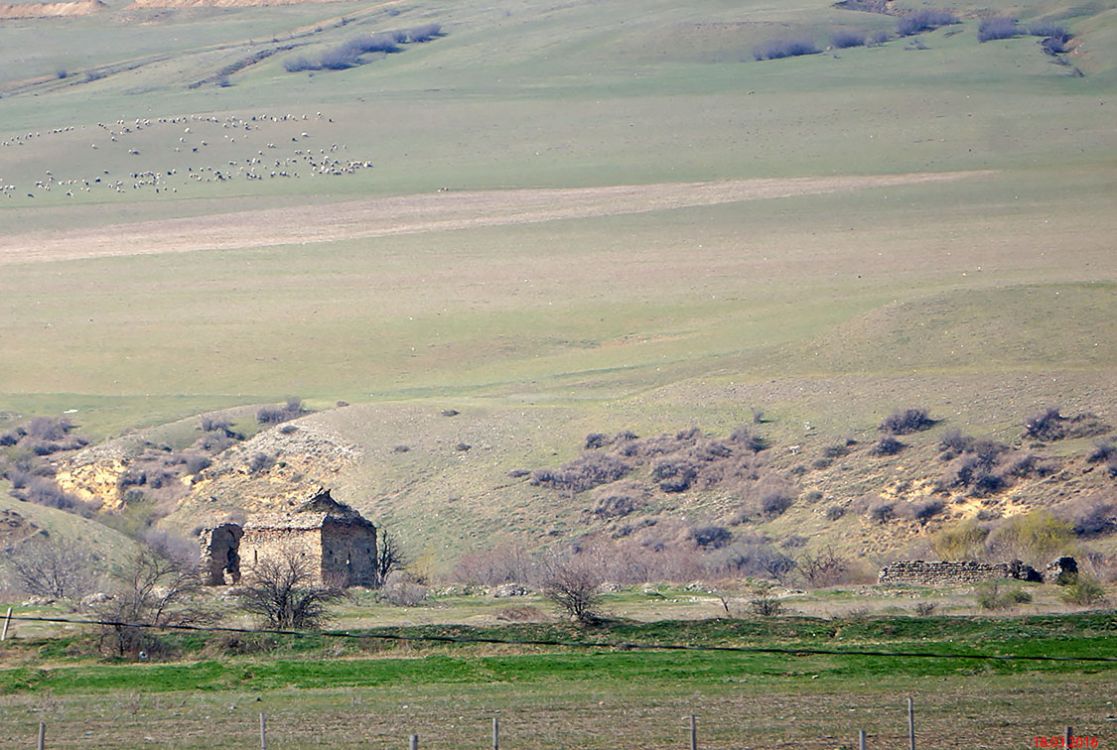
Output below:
[878,559,1038,585]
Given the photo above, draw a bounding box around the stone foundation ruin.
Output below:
[878,559,1044,585]
[200,488,377,588]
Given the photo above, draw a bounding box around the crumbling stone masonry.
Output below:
[200,489,377,588]
[878,559,1043,585]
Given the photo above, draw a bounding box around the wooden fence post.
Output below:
[907,697,915,750]
[492,717,500,750]
[259,712,267,750]
[37,722,45,750]
[2,607,12,641]
[1066,726,1073,748]
[689,714,697,750]
[409,733,419,750]
[858,729,866,750]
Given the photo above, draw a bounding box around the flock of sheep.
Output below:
[0,110,375,200]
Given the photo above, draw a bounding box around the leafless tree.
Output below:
[376,528,408,586]
[236,548,342,629]
[92,549,214,658]
[796,545,849,588]
[6,538,99,601]
[541,554,604,625]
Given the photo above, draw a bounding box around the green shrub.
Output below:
[1061,576,1107,607]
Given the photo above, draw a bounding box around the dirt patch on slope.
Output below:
[0,0,104,18]
[0,171,992,265]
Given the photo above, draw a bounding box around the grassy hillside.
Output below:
[0,0,1115,565]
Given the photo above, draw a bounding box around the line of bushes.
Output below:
[284,24,443,73]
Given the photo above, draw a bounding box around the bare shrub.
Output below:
[652,459,698,493]
[92,550,213,658]
[1061,496,1116,537]
[183,454,211,474]
[6,538,99,600]
[825,505,845,521]
[870,436,906,456]
[531,453,631,494]
[541,554,604,624]
[729,426,767,452]
[256,406,287,424]
[592,487,642,519]
[896,9,958,36]
[1088,440,1117,464]
[939,429,974,456]
[692,525,732,550]
[914,602,937,616]
[452,542,535,586]
[1027,22,1067,38]
[237,548,342,628]
[285,25,443,72]
[797,545,848,588]
[978,17,1019,42]
[584,433,609,449]
[381,570,429,606]
[868,502,894,523]
[15,478,90,513]
[709,539,795,581]
[141,528,196,565]
[781,535,808,549]
[403,22,443,42]
[1025,408,1108,442]
[248,452,276,474]
[831,30,867,48]
[760,490,794,517]
[257,397,306,425]
[880,408,935,435]
[25,417,72,441]
[867,30,891,45]
[747,581,783,616]
[753,39,821,61]
[908,499,945,524]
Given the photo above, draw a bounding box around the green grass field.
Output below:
[1,614,1113,748]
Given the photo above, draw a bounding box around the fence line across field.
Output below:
[24,706,933,746]
[4,613,1117,663]
[17,706,1090,746]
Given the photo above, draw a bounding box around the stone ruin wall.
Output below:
[319,520,378,587]
[878,560,1038,585]
[239,526,325,583]
[199,523,244,585]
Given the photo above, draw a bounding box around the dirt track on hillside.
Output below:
[0,171,991,265]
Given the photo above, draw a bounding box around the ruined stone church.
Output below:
[200,488,378,588]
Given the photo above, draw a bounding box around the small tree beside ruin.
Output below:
[236,547,342,629]
[376,528,408,586]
